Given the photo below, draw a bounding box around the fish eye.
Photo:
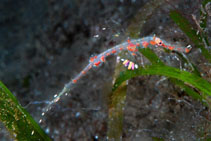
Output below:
[155,38,163,46]
[158,41,162,45]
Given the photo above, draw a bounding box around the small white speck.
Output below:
[45,128,50,134]
[95,135,98,139]
[135,64,138,69]
[126,80,129,85]
[174,56,180,61]
[75,112,80,118]
[116,56,120,63]
[102,27,106,30]
[54,97,60,103]
[31,130,34,135]
[41,112,45,116]
[94,34,99,38]
[114,33,119,37]
[54,94,57,98]
[186,45,192,49]
[121,58,125,62]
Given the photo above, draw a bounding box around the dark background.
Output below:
[0,0,210,140]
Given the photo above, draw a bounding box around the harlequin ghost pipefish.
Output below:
[41,35,192,117]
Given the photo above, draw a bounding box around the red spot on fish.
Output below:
[142,41,149,48]
[90,58,94,62]
[127,46,137,52]
[168,46,175,50]
[82,71,86,74]
[150,40,156,45]
[185,48,191,53]
[162,44,167,48]
[119,47,123,50]
[127,40,137,49]
[94,61,101,67]
[129,43,136,47]
[72,79,77,83]
[106,53,110,56]
[100,56,105,62]
[89,56,97,62]
[136,43,140,46]
[112,50,117,54]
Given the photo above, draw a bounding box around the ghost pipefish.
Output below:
[40,35,192,118]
